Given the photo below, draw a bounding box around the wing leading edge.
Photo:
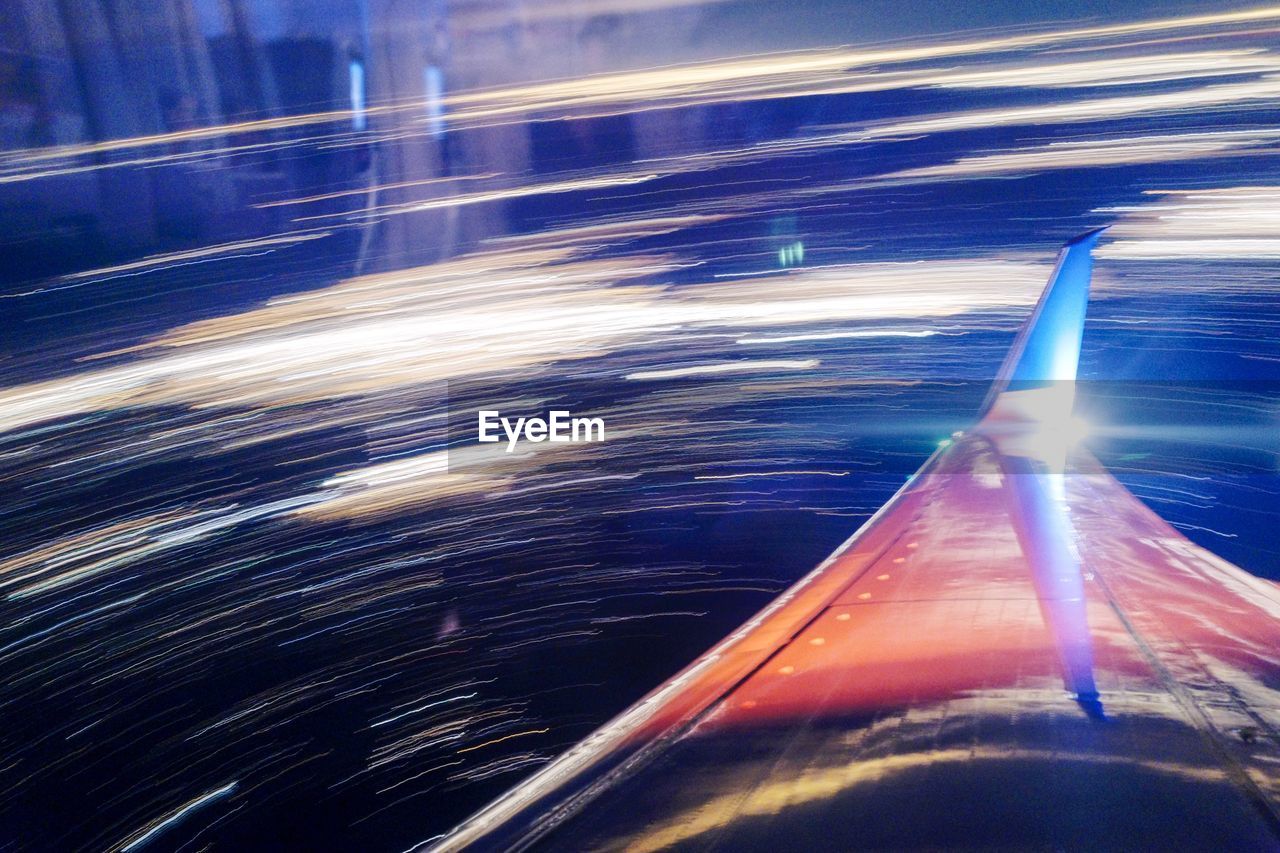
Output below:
[431,233,1280,852]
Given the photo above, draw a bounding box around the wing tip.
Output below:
[979,224,1105,419]
[1064,225,1108,248]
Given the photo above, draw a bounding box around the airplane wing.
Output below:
[431,231,1280,851]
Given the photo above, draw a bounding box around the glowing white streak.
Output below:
[694,471,849,480]
[322,450,450,490]
[296,173,661,223]
[1099,238,1280,258]
[117,782,238,852]
[863,75,1280,140]
[625,360,820,381]
[878,129,1280,181]
[927,50,1280,89]
[736,329,938,344]
[1097,185,1280,256]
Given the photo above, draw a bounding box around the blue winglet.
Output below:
[980,228,1105,419]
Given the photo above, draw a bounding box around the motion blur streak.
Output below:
[3,6,1280,185]
[116,782,239,853]
[858,76,1280,140]
[295,441,603,521]
[59,233,335,284]
[874,130,1280,183]
[0,257,1050,434]
[440,50,1280,127]
[292,173,662,223]
[1099,185,1280,257]
[625,359,820,381]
